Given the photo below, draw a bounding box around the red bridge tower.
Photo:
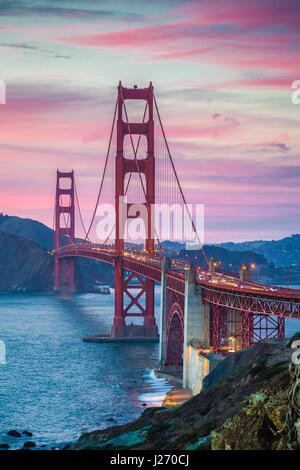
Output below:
[54,170,75,292]
[112,82,158,339]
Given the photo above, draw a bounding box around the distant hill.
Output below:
[0,230,53,292]
[219,234,300,267]
[0,213,269,282]
[182,245,266,272]
[0,229,114,293]
[0,213,56,250]
[1,213,300,287]
[0,213,84,251]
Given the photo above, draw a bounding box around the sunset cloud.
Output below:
[0,0,300,242]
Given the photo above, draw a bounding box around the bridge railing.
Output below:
[51,243,300,299]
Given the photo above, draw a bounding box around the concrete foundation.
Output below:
[111,324,159,338]
[158,263,225,391]
[83,334,158,343]
[185,346,224,395]
[83,324,159,343]
[183,265,210,388]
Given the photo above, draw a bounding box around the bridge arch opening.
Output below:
[166,305,184,366]
[124,172,147,203]
[59,213,71,229]
[59,194,71,207]
[123,134,148,160]
[122,99,149,124]
[59,178,72,190]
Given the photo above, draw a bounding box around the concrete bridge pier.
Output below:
[159,263,223,394]
[183,265,211,389]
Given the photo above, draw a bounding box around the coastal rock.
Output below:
[210,336,300,450]
[73,427,149,450]
[210,405,281,450]
[23,441,36,448]
[263,394,287,431]
[0,443,10,449]
[7,430,22,438]
[184,435,211,450]
[22,430,33,437]
[248,392,268,407]
[0,219,114,293]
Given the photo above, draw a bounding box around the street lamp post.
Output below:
[251,263,259,281]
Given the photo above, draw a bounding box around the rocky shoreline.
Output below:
[2,334,299,451]
[70,334,300,451]
[0,368,177,451]
[0,430,73,450]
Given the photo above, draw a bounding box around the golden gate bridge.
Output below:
[51,82,300,379]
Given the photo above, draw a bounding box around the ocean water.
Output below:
[0,288,171,449]
[0,286,299,450]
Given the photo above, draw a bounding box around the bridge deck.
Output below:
[53,244,300,318]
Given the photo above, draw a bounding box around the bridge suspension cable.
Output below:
[52,192,56,250]
[84,98,118,241]
[74,84,209,267]
[153,94,209,267]
[102,101,149,245]
[74,179,90,242]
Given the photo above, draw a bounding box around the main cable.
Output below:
[84,98,118,240]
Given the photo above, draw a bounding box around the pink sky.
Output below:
[0,0,300,243]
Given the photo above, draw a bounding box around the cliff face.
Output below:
[0,230,53,292]
[70,336,300,451]
[211,335,300,450]
[0,213,57,251]
[0,230,114,293]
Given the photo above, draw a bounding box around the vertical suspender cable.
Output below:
[153,95,208,267]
